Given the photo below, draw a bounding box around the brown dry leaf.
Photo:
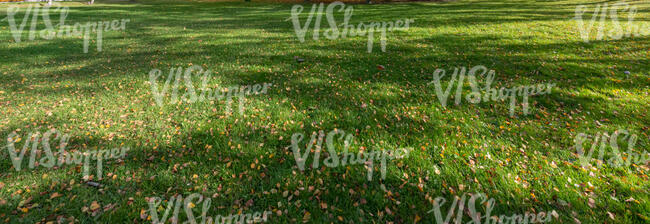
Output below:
[587,198,595,208]
[90,201,101,211]
[607,212,615,220]
[550,210,560,218]
[320,202,327,209]
[50,192,62,199]
[103,203,117,212]
[573,217,581,224]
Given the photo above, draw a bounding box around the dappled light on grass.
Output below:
[0,0,648,223]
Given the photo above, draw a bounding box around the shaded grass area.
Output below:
[0,0,648,223]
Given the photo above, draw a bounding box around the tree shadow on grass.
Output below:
[1,0,648,223]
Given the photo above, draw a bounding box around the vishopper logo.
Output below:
[145,193,272,224]
[290,129,412,181]
[148,65,272,116]
[287,1,414,53]
[427,193,558,224]
[4,4,130,53]
[574,1,649,42]
[4,129,129,180]
[428,65,555,116]
[574,129,647,168]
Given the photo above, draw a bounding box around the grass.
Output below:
[0,0,648,223]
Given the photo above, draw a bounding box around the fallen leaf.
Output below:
[103,203,117,212]
[50,192,62,199]
[607,212,615,220]
[90,201,101,211]
[140,209,148,219]
[303,211,311,222]
[573,217,581,224]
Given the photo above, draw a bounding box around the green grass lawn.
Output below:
[0,0,648,223]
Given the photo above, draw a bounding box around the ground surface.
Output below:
[0,0,649,223]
